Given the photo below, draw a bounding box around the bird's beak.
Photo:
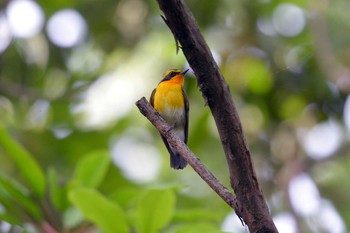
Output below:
[181,69,189,75]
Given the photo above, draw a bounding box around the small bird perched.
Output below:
[150,69,189,169]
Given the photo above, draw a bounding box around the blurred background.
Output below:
[0,0,349,232]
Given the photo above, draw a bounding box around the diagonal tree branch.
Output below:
[153,0,278,232]
[136,97,243,222]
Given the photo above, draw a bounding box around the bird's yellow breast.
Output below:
[153,82,184,112]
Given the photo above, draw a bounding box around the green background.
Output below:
[0,0,349,232]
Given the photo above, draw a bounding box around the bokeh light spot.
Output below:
[343,95,350,131]
[0,222,11,233]
[111,136,161,183]
[114,0,148,40]
[273,212,297,233]
[221,211,246,233]
[257,16,276,36]
[312,200,346,233]
[6,0,44,38]
[300,120,342,160]
[289,173,320,216]
[71,71,136,129]
[25,100,50,129]
[47,9,87,48]
[272,4,305,37]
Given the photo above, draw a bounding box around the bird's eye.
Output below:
[163,70,179,81]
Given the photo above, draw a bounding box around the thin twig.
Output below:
[136,97,243,222]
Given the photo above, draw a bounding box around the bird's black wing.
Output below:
[182,87,189,144]
[150,88,156,106]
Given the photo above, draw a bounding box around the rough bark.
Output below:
[155,1,278,232]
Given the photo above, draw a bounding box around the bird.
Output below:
[150,69,189,169]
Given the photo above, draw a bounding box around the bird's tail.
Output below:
[170,151,187,170]
[161,136,187,169]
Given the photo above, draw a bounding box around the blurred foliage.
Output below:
[0,0,350,232]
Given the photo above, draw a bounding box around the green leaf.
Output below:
[0,181,26,225]
[48,167,68,211]
[169,222,224,233]
[70,150,110,188]
[0,175,42,220]
[174,209,222,222]
[0,190,24,225]
[69,187,128,233]
[0,125,46,197]
[109,187,141,209]
[137,188,176,233]
[0,213,22,226]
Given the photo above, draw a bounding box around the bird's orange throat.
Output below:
[166,74,184,85]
